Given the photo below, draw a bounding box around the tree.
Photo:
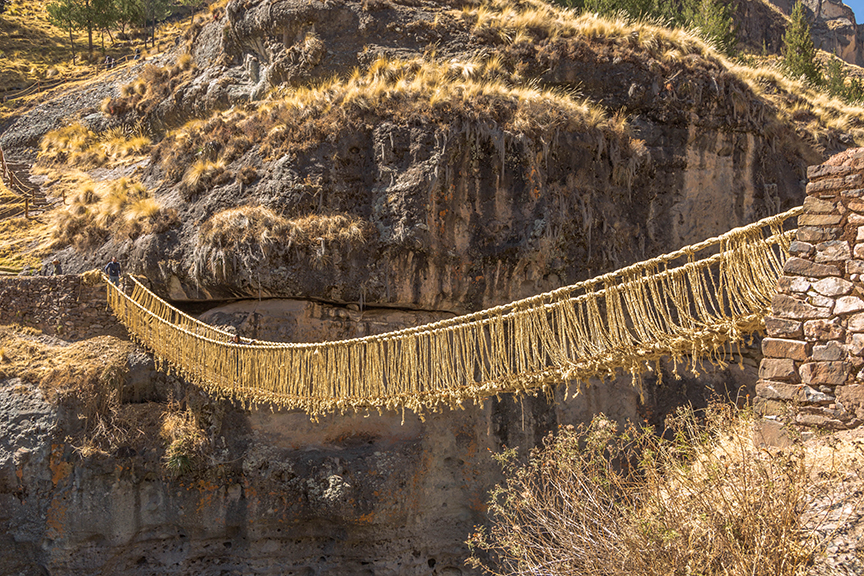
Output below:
[114,0,143,36]
[783,1,822,84]
[47,0,79,63]
[179,0,205,25]
[684,0,737,55]
[0,0,7,15]
[140,0,171,48]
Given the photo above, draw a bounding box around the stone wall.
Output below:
[756,149,864,429]
[0,275,125,341]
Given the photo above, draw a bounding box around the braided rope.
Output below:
[105,207,800,417]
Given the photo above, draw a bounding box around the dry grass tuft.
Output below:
[194,206,371,279]
[160,403,207,476]
[0,326,135,456]
[51,176,176,248]
[38,122,152,168]
[468,403,863,576]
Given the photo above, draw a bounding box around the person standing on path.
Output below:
[51,259,62,276]
[104,257,121,286]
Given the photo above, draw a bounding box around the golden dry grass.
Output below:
[0,216,52,272]
[199,206,370,249]
[50,176,175,248]
[38,122,151,168]
[160,403,207,476]
[468,404,864,576]
[0,325,135,455]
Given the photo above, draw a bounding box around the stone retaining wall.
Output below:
[756,148,864,429]
[0,275,125,341]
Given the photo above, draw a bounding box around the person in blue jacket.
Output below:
[104,257,121,285]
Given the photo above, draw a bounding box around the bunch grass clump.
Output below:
[468,404,860,576]
[0,326,134,457]
[38,122,151,167]
[51,177,176,248]
[154,53,631,177]
[160,403,207,477]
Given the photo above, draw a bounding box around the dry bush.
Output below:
[0,327,134,456]
[468,404,859,576]
[199,206,369,249]
[104,57,197,118]
[38,123,152,168]
[51,177,174,248]
[160,403,207,476]
[194,206,370,279]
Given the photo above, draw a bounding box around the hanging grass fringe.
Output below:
[105,207,801,418]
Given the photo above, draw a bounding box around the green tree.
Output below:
[685,0,737,55]
[179,0,205,25]
[47,0,80,63]
[783,1,822,84]
[140,0,171,47]
[114,0,143,36]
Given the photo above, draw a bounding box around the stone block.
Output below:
[812,341,845,361]
[815,240,851,262]
[806,292,834,308]
[847,260,864,275]
[756,381,800,401]
[802,196,838,213]
[856,244,864,260]
[806,178,845,194]
[812,277,853,296]
[842,188,864,198]
[759,358,799,381]
[796,227,841,243]
[799,214,843,226]
[835,295,864,314]
[762,338,808,360]
[848,333,864,356]
[783,257,840,278]
[836,385,864,418]
[765,316,803,338]
[858,227,864,242]
[848,198,864,213]
[795,413,849,429]
[850,214,864,225]
[807,164,852,180]
[848,312,864,332]
[777,276,810,294]
[753,397,788,417]
[772,294,831,320]
[800,361,850,386]
[788,241,815,257]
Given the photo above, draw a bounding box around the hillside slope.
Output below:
[4,0,864,314]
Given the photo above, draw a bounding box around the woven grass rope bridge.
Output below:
[104,207,801,418]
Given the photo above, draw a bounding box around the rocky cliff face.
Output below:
[758,0,864,66]
[5,0,825,311]
[0,279,759,576]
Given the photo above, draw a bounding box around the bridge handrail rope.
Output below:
[105,207,802,418]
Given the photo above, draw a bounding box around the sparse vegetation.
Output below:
[0,326,134,456]
[38,121,151,167]
[160,402,206,476]
[468,404,863,576]
[51,176,177,248]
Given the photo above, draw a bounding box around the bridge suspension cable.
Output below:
[105,207,801,417]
